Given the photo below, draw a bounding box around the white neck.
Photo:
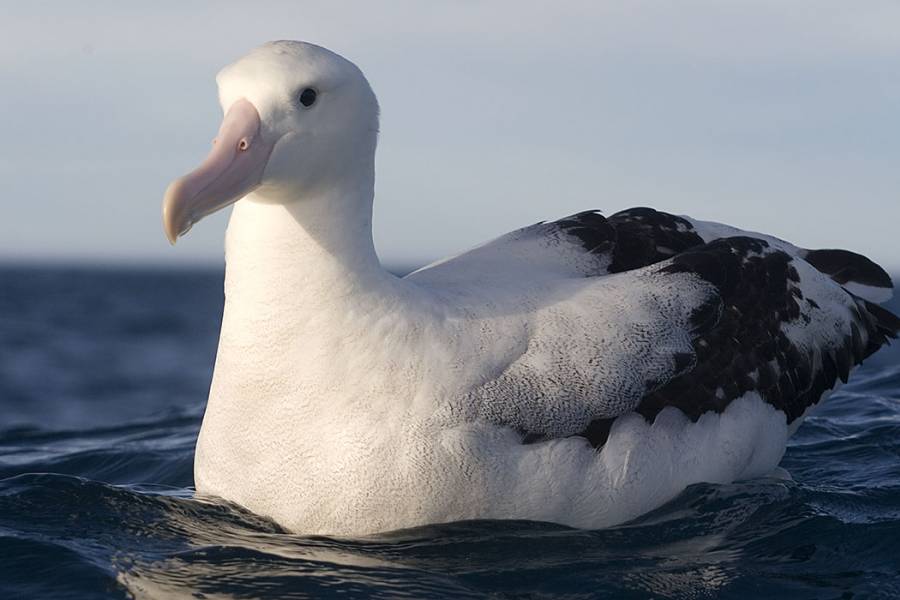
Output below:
[206,166,425,427]
[222,172,400,325]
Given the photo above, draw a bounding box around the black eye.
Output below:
[299,88,317,107]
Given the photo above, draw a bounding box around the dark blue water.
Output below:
[2,266,900,599]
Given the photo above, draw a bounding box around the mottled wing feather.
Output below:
[410,207,899,447]
[633,238,897,424]
[457,261,722,440]
[410,207,894,304]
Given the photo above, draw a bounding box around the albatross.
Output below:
[162,41,899,536]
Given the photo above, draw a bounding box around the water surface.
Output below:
[2,266,899,598]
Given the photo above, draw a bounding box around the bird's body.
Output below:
[164,41,899,536]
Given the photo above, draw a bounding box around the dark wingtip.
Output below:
[864,300,900,339]
[804,249,893,290]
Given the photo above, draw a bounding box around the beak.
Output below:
[162,98,276,244]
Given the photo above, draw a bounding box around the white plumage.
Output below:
[162,41,898,535]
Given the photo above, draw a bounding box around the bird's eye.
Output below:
[299,88,317,107]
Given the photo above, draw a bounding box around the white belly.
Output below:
[194,391,794,536]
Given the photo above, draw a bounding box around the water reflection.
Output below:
[110,479,819,600]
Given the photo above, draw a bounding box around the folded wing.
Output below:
[411,208,898,446]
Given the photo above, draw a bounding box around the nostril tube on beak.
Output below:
[162,97,273,244]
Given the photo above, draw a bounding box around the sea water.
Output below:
[1,266,899,599]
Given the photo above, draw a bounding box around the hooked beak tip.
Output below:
[161,98,272,246]
[162,179,188,245]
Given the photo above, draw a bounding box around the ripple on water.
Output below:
[1,268,899,598]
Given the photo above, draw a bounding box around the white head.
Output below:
[162,41,379,243]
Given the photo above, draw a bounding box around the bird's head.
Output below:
[162,41,379,244]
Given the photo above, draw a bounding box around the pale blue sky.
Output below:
[2,1,899,268]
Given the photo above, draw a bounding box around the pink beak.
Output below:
[162,98,276,244]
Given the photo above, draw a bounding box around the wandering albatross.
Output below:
[162,41,900,536]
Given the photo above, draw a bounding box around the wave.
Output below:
[2,469,900,599]
[2,268,900,598]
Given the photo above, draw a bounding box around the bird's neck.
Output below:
[207,176,436,432]
[200,179,425,494]
[222,177,400,331]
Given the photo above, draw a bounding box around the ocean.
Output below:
[1,265,899,599]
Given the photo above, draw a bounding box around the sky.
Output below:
[2,1,899,269]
